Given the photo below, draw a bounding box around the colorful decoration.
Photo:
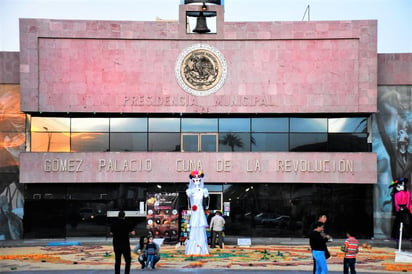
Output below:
[185,170,209,255]
[0,244,409,272]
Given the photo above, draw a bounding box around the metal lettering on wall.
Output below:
[42,158,355,174]
[124,95,278,107]
[20,152,376,184]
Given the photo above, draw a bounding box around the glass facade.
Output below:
[24,182,373,239]
[24,115,373,239]
[30,116,370,153]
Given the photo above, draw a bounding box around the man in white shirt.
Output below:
[209,211,225,248]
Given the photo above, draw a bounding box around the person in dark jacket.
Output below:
[309,221,329,274]
[133,235,160,269]
[110,211,135,274]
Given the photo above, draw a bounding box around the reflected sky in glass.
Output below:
[149,118,180,132]
[110,118,147,132]
[72,118,109,132]
[182,118,218,132]
[219,118,250,132]
[290,118,327,132]
[252,118,289,132]
[31,117,70,132]
[328,118,367,133]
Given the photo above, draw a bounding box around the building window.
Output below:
[29,116,370,153]
[148,133,180,152]
[31,117,70,152]
[149,118,180,132]
[181,118,217,132]
[110,133,147,152]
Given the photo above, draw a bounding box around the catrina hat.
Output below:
[189,170,204,179]
[389,177,409,188]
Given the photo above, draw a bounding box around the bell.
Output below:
[193,14,210,33]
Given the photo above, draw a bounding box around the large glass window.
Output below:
[290,133,328,152]
[110,118,147,132]
[201,134,217,152]
[31,117,71,152]
[71,118,109,132]
[110,133,147,152]
[149,118,180,132]
[29,116,370,152]
[71,132,109,152]
[290,118,327,132]
[252,133,289,151]
[182,118,218,132]
[219,133,251,152]
[328,133,369,152]
[31,117,70,132]
[31,132,70,152]
[148,133,180,151]
[182,134,199,152]
[328,117,367,133]
[252,118,289,132]
[219,118,250,132]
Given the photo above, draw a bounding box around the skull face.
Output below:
[398,129,409,154]
[396,182,405,192]
[192,176,201,186]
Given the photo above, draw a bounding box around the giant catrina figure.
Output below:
[185,170,209,255]
[389,177,411,239]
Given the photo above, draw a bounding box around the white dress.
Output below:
[185,186,209,255]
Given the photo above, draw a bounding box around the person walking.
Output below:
[309,221,329,274]
[342,231,360,274]
[110,211,135,274]
[209,211,225,248]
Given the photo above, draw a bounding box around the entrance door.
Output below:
[182,133,217,152]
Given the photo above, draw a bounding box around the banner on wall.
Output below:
[146,193,179,244]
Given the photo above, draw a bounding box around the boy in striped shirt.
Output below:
[342,231,360,274]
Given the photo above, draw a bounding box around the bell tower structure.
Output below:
[179,0,224,36]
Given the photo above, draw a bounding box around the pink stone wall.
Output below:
[0,52,19,83]
[378,53,412,85]
[19,18,377,114]
[20,152,377,184]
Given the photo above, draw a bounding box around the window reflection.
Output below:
[110,118,147,132]
[252,133,288,151]
[219,118,250,132]
[110,133,147,151]
[290,133,327,152]
[29,116,370,152]
[201,134,217,152]
[31,132,70,152]
[328,118,367,133]
[31,117,70,132]
[72,118,109,132]
[290,118,327,132]
[71,132,109,152]
[252,118,289,132]
[182,135,198,152]
[219,133,250,152]
[182,118,218,132]
[328,133,369,152]
[149,118,180,132]
[148,133,180,151]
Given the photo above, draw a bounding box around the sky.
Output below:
[0,0,411,53]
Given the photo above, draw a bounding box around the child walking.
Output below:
[342,231,360,274]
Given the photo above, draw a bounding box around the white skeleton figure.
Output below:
[184,170,209,255]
